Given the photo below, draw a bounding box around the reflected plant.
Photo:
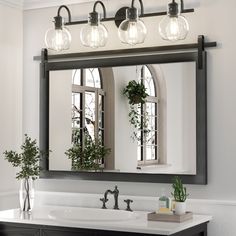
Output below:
[123,80,148,105]
[123,80,150,142]
[65,138,110,171]
[129,104,150,142]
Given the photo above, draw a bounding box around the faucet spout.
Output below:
[104,185,119,210]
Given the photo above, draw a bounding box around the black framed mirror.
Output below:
[39,44,208,184]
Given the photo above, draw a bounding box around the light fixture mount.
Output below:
[115,0,144,27]
[54,5,71,29]
[89,0,107,26]
[80,0,108,48]
[168,0,179,16]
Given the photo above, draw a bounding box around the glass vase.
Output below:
[19,177,35,212]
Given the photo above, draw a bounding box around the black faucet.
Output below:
[104,185,119,210]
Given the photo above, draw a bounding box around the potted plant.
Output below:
[123,80,148,105]
[65,138,110,171]
[123,80,150,141]
[3,134,44,212]
[171,176,189,215]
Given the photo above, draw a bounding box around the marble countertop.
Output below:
[0,206,212,235]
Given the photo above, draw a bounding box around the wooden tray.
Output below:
[147,211,193,223]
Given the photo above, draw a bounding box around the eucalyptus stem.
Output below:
[22,178,31,211]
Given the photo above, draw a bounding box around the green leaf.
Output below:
[3,134,47,180]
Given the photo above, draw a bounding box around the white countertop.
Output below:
[0,206,212,235]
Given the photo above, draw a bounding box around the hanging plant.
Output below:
[123,80,150,142]
[123,80,148,105]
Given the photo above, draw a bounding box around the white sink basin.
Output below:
[49,207,139,222]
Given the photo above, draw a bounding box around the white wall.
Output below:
[22,0,236,235]
[0,4,23,208]
[161,62,196,174]
[113,66,137,172]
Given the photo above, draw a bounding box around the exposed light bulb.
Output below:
[126,22,140,45]
[55,30,64,47]
[80,12,108,48]
[45,17,71,52]
[118,8,147,45]
[159,0,189,41]
[90,26,100,47]
[168,18,179,37]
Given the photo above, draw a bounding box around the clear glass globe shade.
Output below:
[80,23,108,48]
[45,27,71,51]
[118,19,147,45]
[159,15,189,41]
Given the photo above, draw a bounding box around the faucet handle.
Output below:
[124,199,133,211]
[100,198,108,209]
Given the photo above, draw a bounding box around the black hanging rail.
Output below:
[34,37,217,62]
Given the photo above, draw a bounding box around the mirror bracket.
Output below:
[41,48,48,79]
[198,35,205,69]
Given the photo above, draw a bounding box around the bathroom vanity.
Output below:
[0,206,211,236]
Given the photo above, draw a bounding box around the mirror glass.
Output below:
[49,62,196,175]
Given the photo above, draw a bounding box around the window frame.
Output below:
[71,68,105,167]
[138,65,160,167]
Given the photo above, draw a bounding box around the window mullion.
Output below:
[82,91,86,151]
[143,103,147,164]
[95,89,99,142]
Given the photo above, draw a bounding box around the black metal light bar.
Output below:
[64,1,194,26]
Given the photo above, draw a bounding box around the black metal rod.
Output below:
[198,35,205,69]
[34,41,216,61]
[65,8,194,26]
[57,5,72,23]
[93,1,107,19]
[131,0,144,16]
[180,0,184,13]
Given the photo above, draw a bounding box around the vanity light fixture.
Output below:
[44,0,194,51]
[159,0,189,41]
[80,1,108,48]
[118,0,147,46]
[45,5,72,52]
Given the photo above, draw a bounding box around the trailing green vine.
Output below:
[123,80,150,142]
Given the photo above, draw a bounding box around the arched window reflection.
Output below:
[71,68,105,166]
[137,65,159,166]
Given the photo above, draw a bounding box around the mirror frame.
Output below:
[39,50,207,184]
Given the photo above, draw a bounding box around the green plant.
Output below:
[3,134,43,180]
[65,138,110,171]
[171,176,189,202]
[123,80,150,142]
[123,80,148,105]
[3,134,46,211]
